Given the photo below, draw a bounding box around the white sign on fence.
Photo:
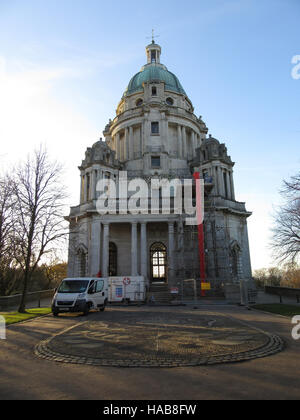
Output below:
[0,316,6,340]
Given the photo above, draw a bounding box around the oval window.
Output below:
[136,99,143,107]
[166,97,174,106]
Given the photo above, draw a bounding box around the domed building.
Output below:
[67,41,252,298]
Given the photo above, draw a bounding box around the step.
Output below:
[147,291,173,304]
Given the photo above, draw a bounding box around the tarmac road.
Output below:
[0,305,299,400]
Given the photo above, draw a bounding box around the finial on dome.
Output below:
[148,29,159,43]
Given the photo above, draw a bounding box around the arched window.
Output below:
[109,242,118,276]
[150,242,167,283]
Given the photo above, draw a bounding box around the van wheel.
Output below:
[83,304,90,316]
[52,310,59,317]
[100,300,108,312]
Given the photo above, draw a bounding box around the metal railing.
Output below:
[0,289,55,311]
[265,286,300,304]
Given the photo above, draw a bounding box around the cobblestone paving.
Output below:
[35,307,284,367]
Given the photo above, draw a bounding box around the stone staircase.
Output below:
[148,284,173,304]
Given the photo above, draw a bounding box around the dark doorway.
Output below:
[109,242,118,276]
[150,242,167,283]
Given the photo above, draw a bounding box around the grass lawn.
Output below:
[0,308,51,325]
[252,304,300,317]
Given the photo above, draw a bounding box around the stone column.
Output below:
[83,172,88,203]
[91,169,96,200]
[191,131,196,158]
[177,125,182,158]
[218,167,225,196]
[129,126,134,160]
[140,123,143,157]
[163,117,169,154]
[182,127,187,158]
[90,218,102,276]
[140,222,148,281]
[88,171,92,201]
[177,219,185,281]
[226,171,231,200]
[80,174,84,204]
[95,169,100,200]
[102,222,110,277]
[131,222,138,276]
[144,117,151,152]
[116,133,120,160]
[229,171,235,201]
[214,166,220,195]
[237,252,244,282]
[168,222,175,285]
[195,133,199,150]
[125,127,129,161]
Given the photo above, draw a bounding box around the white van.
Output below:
[52,278,108,316]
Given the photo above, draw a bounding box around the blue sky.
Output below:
[0,0,299,269]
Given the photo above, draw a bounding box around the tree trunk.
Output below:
[18,270,29,313]
[18,268,28,312]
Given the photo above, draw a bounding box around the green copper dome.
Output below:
[124,64,186,97]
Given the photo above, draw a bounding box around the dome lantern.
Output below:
[146,41,161,64]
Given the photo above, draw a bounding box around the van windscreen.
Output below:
[58,280,89,294]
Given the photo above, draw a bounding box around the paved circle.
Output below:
[35,307,284,367]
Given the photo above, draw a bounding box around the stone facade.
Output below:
[66,41,252,294]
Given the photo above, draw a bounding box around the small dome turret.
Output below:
[123,42,186,97]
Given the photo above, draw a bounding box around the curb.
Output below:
[5,312,52,328]
[250,307,298,319]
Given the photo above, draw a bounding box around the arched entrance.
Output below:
[109,242,118,276]
[150,242,168,283]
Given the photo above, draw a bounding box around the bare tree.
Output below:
[271,172,300,264]
[0,175,19,295]
[11,147,68,313]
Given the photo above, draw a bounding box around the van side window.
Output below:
[88,281,96,294]
[96,280,104,293]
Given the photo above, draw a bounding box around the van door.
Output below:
[87,280,97,309]
[94,279,105,307]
